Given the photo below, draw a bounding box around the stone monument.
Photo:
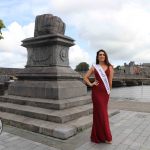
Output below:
[0,14,118,140]
[8,14,87,99]
[0,14,92,140]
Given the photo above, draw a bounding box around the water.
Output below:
[110,85,150,102]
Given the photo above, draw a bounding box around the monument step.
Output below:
[0,94,91,110]
[0,102,92,123]
[0,109,119,140]
[0,111,77,140]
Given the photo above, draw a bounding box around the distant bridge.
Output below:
[78,72,150,87]
[112,77,150,87]
[113,77,150,81]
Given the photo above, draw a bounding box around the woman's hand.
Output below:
[91,80,99,87]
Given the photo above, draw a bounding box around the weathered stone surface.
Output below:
[0,102,92,123]
[0,94,91,110]
[8,80,86,99]
[53,125,77,139]
[15,66,81,79]
[34,14,66,37]
[22,35,74,67]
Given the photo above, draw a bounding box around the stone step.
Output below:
[0,102,92,123]
[0,94,91,110]
[69,109,120,132]
[0,109,119,140]
[0,111,76,140]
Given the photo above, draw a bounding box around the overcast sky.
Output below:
[0,0,150,69]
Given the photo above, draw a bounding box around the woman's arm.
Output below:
[83,66,99,87]
[108,65,114,90]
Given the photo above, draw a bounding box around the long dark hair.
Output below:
[96,49,112,66]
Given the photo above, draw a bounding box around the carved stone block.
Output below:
[34,14,65,37]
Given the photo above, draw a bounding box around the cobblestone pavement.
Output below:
[1,110,150,150]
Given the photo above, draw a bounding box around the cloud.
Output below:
[69,45,92,69]
[1,0,150,68]
[0,52,26,68]
[0,21,34,68]
[50,0,150,65]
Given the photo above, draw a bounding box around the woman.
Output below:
[84,49,114,144]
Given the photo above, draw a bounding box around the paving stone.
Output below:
[0,145,5,150]
[115,144,129,150]
[1,110,150,150]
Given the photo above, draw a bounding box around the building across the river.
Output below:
[0,67,23,83]
[0,67,23,76]
[114,61,150,78]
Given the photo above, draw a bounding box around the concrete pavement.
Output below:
[0,131,58,150]
[76,110,150,150]
[1,109,150,150]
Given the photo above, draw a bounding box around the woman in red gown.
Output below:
[84,49,114,144]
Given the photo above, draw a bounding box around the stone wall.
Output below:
[0,68,23,76]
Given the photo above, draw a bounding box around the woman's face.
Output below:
[98,51,105,62]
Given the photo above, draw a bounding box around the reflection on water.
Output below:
[110,85,150,102]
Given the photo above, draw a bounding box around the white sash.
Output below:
[93,64,110,95]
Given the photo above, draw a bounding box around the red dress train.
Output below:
[91,67,112,143]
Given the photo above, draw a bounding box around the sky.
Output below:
[0,0,150,69]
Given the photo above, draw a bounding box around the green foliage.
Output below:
[75,62,89,72]
[0,35,4,40]
[116,65,121,70]
[0,19,6,40]
[0,20,5,29]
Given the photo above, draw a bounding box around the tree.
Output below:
[0,19,5,40]
[115,65,122,70]
[75,62,89,72]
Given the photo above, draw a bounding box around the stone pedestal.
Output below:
[8,33,87,99]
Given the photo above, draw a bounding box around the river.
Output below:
[110,85,150,102]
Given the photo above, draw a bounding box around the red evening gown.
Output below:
[91,67,112,143]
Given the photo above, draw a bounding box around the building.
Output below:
[114,61,150,78]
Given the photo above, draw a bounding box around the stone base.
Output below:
[8,80,87,100]
[0,94,120,139]
[8,66,87,99]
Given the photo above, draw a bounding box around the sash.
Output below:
[93,64,110,95]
